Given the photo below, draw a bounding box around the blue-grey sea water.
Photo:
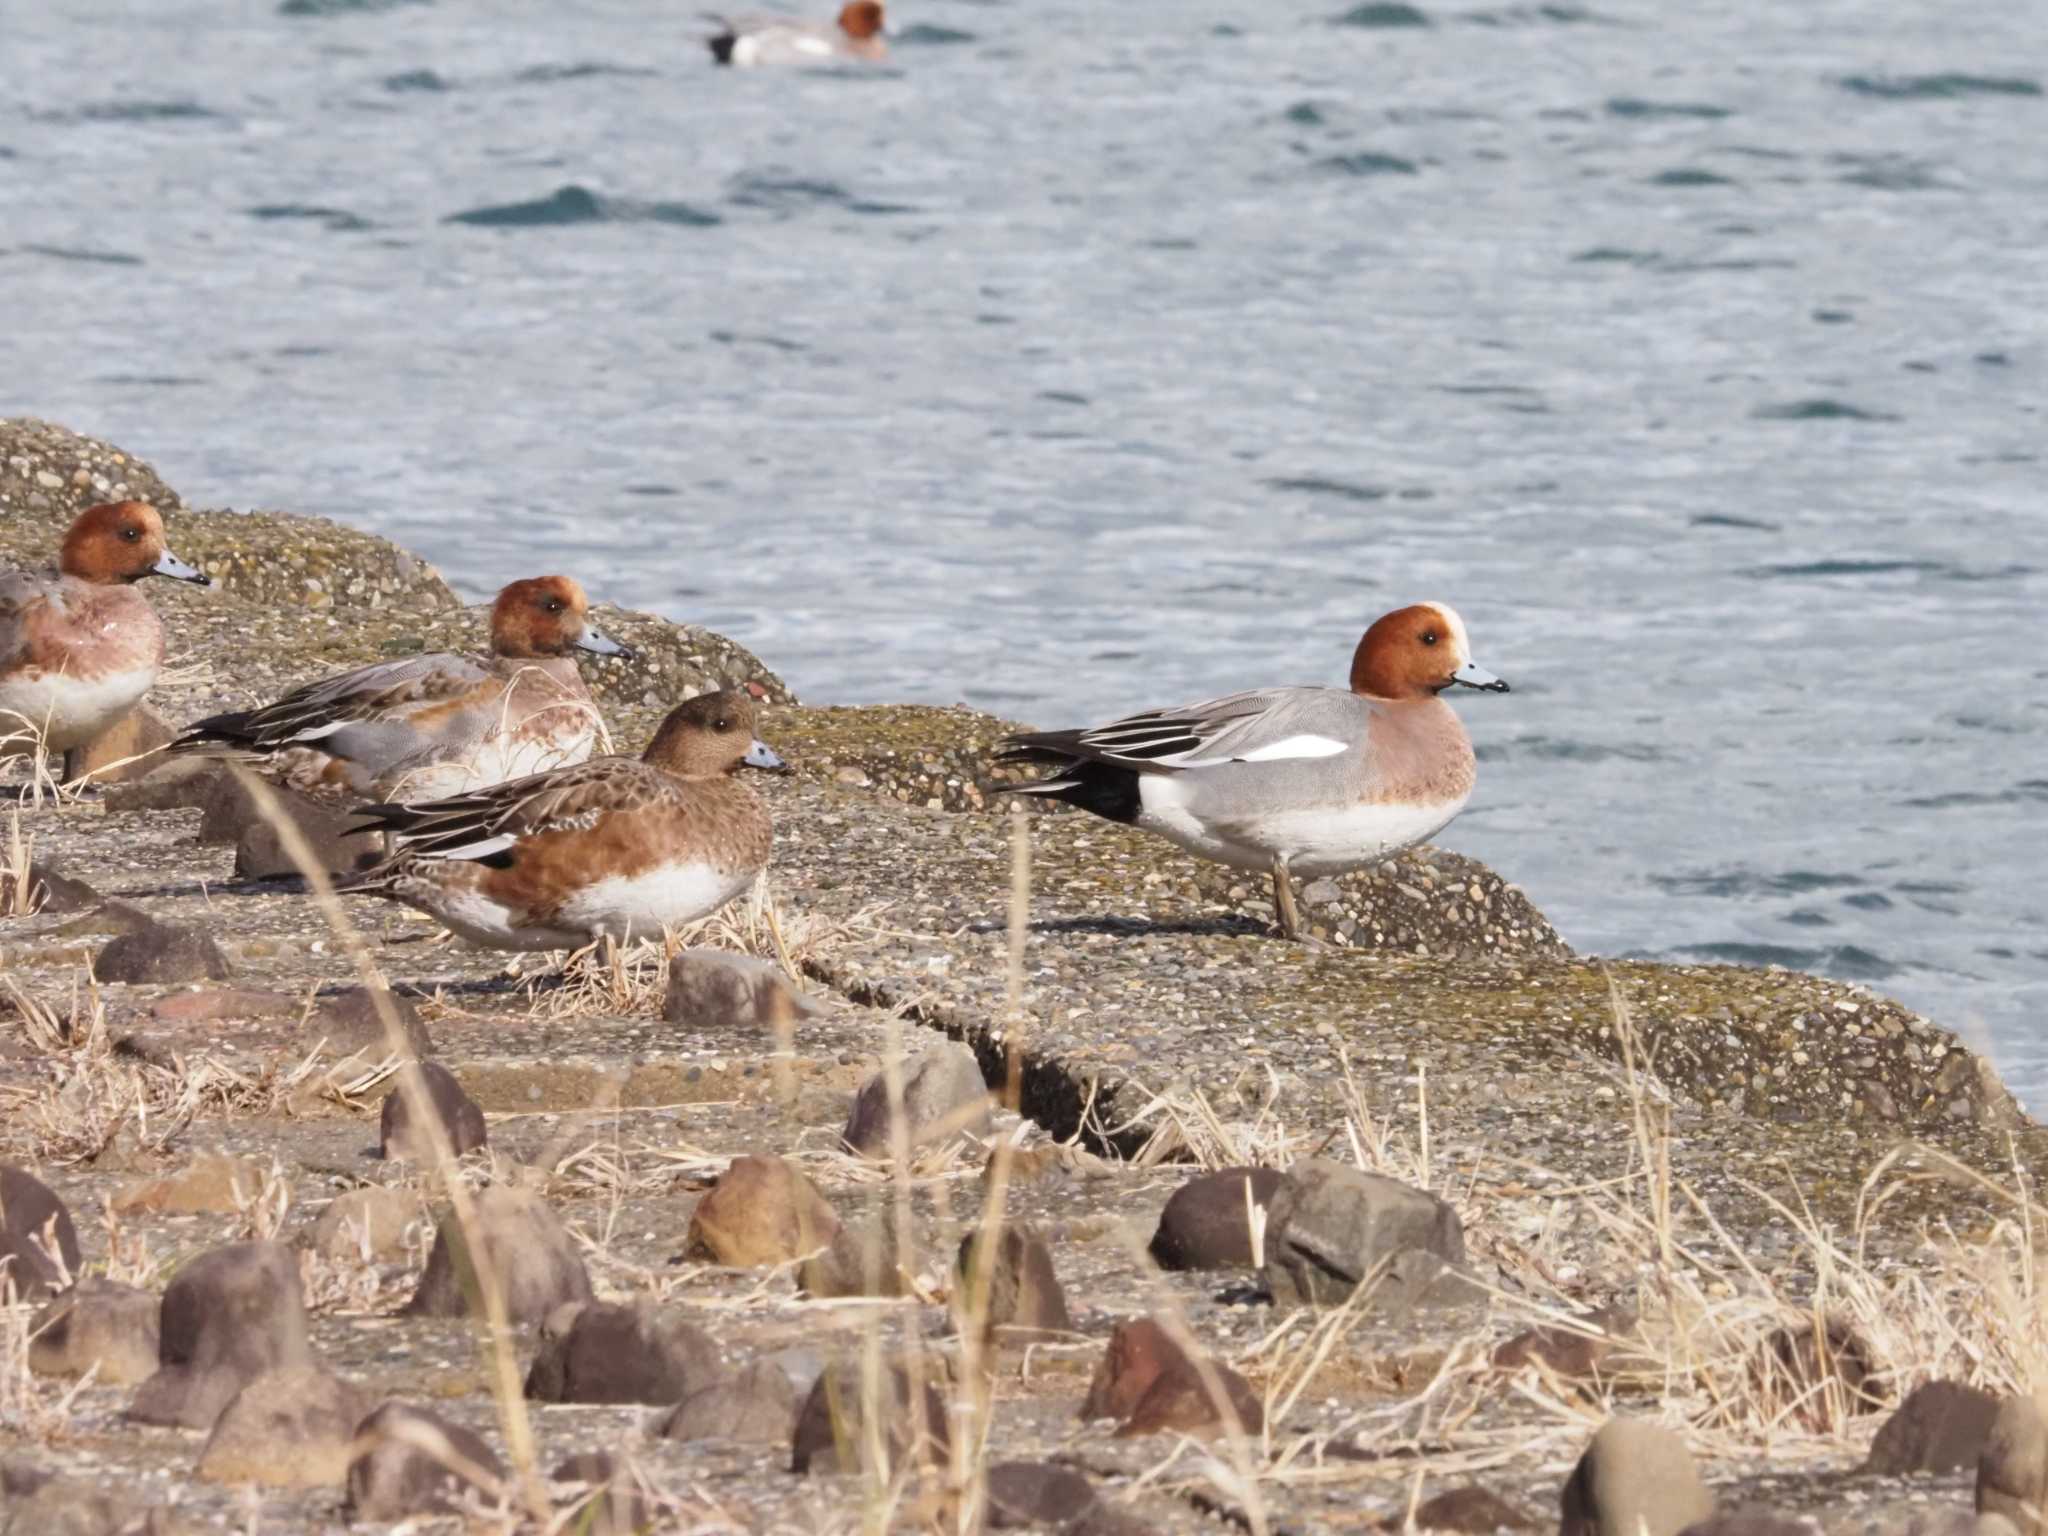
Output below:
[4,0,2044,1102]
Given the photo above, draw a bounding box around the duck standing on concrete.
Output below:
[337,689,786,950]
[707,1,886,65]
[170,576,632,800]
[0,501,210,761]
[996,603,1510,940]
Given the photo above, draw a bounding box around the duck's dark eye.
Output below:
[123,526,141,541]
[1421,630,1438,646]
[544,599,563,613]
[714,717,732,731]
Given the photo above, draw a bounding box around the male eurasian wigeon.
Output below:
[171,576,632,800]
[337,689,787,951]
[707,0,886,65]
[997,603,1511,941]
[0,501,210,757]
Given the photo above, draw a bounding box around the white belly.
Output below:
[404,880,584,952]
[1138,776,1468,875]
[0,665,155,754]
[378,726,596,800]
[555,861,755,941]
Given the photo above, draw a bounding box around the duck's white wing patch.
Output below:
[1233,733,1349,763]
[416,833,518,862]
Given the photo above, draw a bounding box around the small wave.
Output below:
[1648,167,1736,187]
[1689,513,1779,530]
[1037,390,1089,407]
[1840,73,2041,100]
[1680,941,1901,980]
[280,0,427,13]
[513,62,660,83]
[708,330,807,352]
[1316,151,1419,176]
[1572,246,1660,264]
[247,203,373,231]
[726,174,915,216]
[1744,557,1941,578]
[1464,3,1611,21]
[894,23,976,44]
[624,484,678,498]
[1834,155,1950,192]
[1606,97,1731,119]
[1812,309,1853,324]
[1283,101,1329,127]
[1902,781,2048,810]
[1653,868,1864,899]
[1331,1,1432,24]
[67,100,227,123]
[1751,399,1899,422]
[446,185,722,228]
[1842,891,1893,911]
[1508,735,1665,764]
[96,373,205,387]
[21,244,144,265]
[383,68,450,92]
[1262,476,1387,502]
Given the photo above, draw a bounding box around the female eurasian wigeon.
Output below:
[171,576,632,800]
[707,0,886,65]
[0,501,210,756]
[337,689,787,950]
[997,603,1511,941]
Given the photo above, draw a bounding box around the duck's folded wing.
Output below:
[178,652,495,751]
[350,757,669,863]
[1001,687,1362,774]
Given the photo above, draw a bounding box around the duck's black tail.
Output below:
[993,737,1141,826]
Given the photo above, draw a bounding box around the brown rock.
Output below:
[956,1223,1072,1340]
[63,702,174,786]
[800,1216,916,1299]
[305,1187,429,1262]
[29,1278,161,1385]
[1559,1418,1714,1536]
[0,1473,166,1536]
[1868,1379,2000,1476]
[102,753,225,813]
[195,1367,372,1487]
[1751,1316,1883,1430]
[346,1401,504,1521]
[791,1358,951,1476]
[378,1062,486,1161]
[1492,1306,1641,1380]
[1118,1353,1263,1441]
[1261,1157,1468,1309]
[683,1154,839,1267]
[0,1165,82,1300]
[233,783,380,881]
[987,1461,1099,1528]
[1148,1166,1284,1271]
[96,919,232,985]
[524,1301,720,1406]
[1388,1485,1539,1532]
[1979,1393,2048,1536]
[113,1153,265,1216]
[657,1360,797,1444]
[662,948,815,1031]
[1080,1318,1195,1424]
[310,985,431,1060]
[1676,1514,1819,1536]
[404,1185,593,1325]
[147,988,296,1026]
[21,862,100,915]
[841,1041,990,1158]
[128,1242,314,1429]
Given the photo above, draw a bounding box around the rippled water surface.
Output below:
[6,0,2044,1099]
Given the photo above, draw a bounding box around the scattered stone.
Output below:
[791,1358,951,1476]
[657,1360,797,1444]
[29,1279,161,1385]
[1751,1316,1882,1429]
[128,1242,314,1430]
[310,985,431,1060]
[524,1301,720,1406]
[378,1062,487,1161]
[1386,1485,1539,1532]
[305,1186,429,1262]
[1867,1380,2000,1476]
[1492,1306,1642,1380]
[112,1152,266,1216]
[345,1401,504,1521]
[1148,1166,1284,1271]
[986,1461,1099,1528]
[147,988,296,1026]
[800,1215,916,1299]
[195,1367,372,1487]
[955,1223,1072,1340]
[683,1154,839,1267]
[1260,1158,1467,1309]
[96,919,232,985]
[662,949,815,1031]
[404,1185,593,1325]
[63,702,175,787]
[1903,1512,2022,1536]
[1979,1394,2048,1536]
[0,1166,81,1300]
[21,861,100,915]
[1079,1316,1262,1440]
[549,1452,653,1536]
[233,783,379,881]
[841,1041,989,1158]
[0,1473,164,1535]
[1558,1418,1714,1536]
[1676,1513,1818,1536]
[102,754,224,814]
[1080,1318,1194,1424]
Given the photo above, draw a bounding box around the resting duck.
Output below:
[708,1,886,65]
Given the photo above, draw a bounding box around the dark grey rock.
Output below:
[1396,1485,1539,1532]
[0,1166,81,1300]
[1559,1418,1714,1536]
[378,1062,485,1161]
[310,985,432,1060]
[657,1360,797,1444]
[1867,1380,2000,1476]
[29,1278,160,1385]
[800,1216,915,1299]
[524,1301,719,1406]
[1676,1513,1818,1536]
[662,948,815,1031]
[96,920,232,985]
[956,1223,1071,1340]
[987,1460,1099,1528]
[1148,1166,1284,1271]
[404,1185,593,1326]
[233,783,379,881]
[196,1367,372,1487]
[22,863,99,915]
[128,1242,313,1429]
[841,1041,989,1158]
[346,1401,504,1521]
[1261,1157,1468,1309]
[1979,1394,2048,1536]
[791,1358,950,1475]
